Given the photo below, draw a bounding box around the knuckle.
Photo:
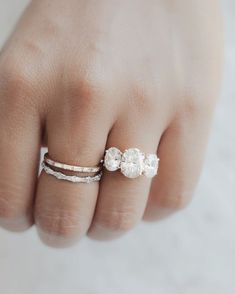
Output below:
[181,90,213,119]
[131,85,155,113]
[0,183,23,218]
[68,76,99,101]
[36,208,84,239]
[0,54,38,107]
[0,196,18,219]
[64,65,109,110]
[96,209,140,233]
[183,98,204,117]
[0,193,31,231]
[157,193,192,211]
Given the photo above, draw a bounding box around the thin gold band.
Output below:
[44,153,102,173]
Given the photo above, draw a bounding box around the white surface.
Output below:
[0,1,234,294]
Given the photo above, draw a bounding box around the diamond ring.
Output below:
[104,147,159,179]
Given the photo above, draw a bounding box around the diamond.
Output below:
[120,148,144,178]
[104,147,122,171]
[143,154,159,178]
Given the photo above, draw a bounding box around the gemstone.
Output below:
[104,147,122,171]
[120,148,144,178]
[143,154,159,178]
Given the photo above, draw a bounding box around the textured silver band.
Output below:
[42,162,102,183]
[44,153,102,173]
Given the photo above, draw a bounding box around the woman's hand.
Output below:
[0,0,223,247]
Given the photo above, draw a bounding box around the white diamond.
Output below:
[143,154,159,178]
[120,148,144,178]
[104,147,122,171]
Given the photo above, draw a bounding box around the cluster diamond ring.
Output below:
[104,147,159,179]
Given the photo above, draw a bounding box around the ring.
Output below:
[42,162,102,183]
[104,147,159,179]
[42,152,103,183]
[44,152,102,173]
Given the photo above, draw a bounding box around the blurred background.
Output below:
[0,1,234,293]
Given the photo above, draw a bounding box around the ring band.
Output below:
[104,147,159,179]
[42,162,102,183]
[44,153,102,173]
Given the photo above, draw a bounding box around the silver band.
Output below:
[42,162,102,183]
[44,153,102,173]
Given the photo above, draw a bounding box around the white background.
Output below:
[0,1,234,293]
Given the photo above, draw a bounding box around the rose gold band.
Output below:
[44,153,102,173]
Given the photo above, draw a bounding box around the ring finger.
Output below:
[89,112,162,240]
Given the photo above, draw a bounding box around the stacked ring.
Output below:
[42,153,102,184]
[42,162,102,183]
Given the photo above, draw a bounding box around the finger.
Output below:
[144,108,213,221]
[89,112,161,240]
[0,61,41,231]
[34,85,114,247]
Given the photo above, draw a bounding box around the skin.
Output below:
[0,0,223,247]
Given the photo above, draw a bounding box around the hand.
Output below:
[0,0,223,247]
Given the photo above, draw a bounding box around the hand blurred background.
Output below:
[0,1,234,293]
